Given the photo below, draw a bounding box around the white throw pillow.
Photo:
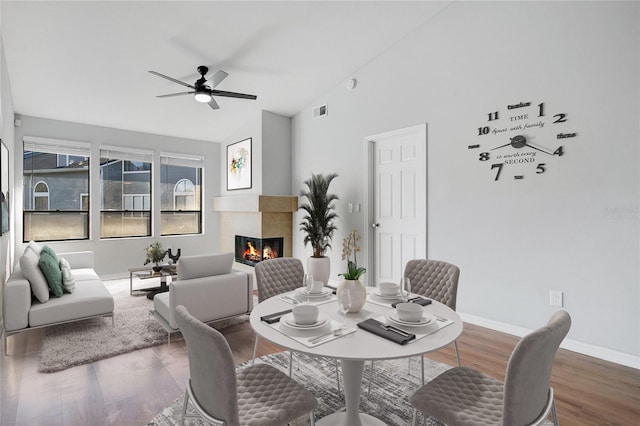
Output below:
[20,245,50,303]
[59,257,76,293]
[26,240,43,256]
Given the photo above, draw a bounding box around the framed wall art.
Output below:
[227,137,252,191]
[1,140,9,235]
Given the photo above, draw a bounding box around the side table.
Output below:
[128,265,178,299]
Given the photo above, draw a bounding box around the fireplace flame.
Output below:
[242,241,278,262]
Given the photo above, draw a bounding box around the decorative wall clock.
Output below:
[468,101,577,181]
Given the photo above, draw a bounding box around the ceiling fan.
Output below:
[148,65,257,110]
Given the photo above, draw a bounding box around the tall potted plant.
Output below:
[299,173,339,284]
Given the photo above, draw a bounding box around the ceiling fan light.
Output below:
[194,90,211,103]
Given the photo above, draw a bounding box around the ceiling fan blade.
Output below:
[156,91,195,98]
[148,71,195,89]
[207,70,228,88]
[208,97,220,110]
[211,89,257,100]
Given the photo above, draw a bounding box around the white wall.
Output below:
[12,115,221,278]
[0,33,16,324]
[262,111,292,196]
[220,110,292,196]
[291,1,639,365]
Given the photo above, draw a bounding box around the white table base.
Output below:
[316,359,386,426]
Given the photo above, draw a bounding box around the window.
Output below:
[23,137,90,242]
[160,153,203,235]
[100,147,152,238]
[33,181,50,211]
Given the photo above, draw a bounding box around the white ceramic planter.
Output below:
[307,256,330,284]
[337,278,367,313]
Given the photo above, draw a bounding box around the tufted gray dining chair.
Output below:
[410,310,571,426]
[175,305,318,426]
[405,259,461,369]
[252,257,304,378]
[252,257,341,394]
[368,259,461,397]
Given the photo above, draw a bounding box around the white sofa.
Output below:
[152,252,253,343]
[2,249,114,355]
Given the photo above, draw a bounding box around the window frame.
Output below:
[160,153,203,236]
[99,146,153,239]
[23,137,91,243]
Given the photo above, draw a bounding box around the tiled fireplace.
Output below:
[213,195,298,270]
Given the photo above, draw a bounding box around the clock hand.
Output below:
[523,143,554,156]
[491,142,512,150]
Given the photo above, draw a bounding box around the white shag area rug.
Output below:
[38,278,248,373]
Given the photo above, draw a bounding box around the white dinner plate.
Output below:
[281,313,329,329]
[385,311,433,326]
[372,290,402,300]
[295,287,332,298]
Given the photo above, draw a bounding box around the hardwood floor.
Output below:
[1,320,638,425]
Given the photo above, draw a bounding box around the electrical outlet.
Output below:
[549,290,563,307]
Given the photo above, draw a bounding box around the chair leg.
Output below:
[334,359,341,396]
[412,408,418,426]
[251,335,260,365]
[367,360,374,398]
[454,339,461,367]
[289,351,293,377]
[551,398,559,425]
[421,355,425,385]
[309,411,316,426]
[180,388,189,426]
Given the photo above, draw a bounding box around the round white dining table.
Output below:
[249,290,463,426]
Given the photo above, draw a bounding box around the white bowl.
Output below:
[310,281,325,294]
[379,282,400,296]
[292,304,319,325]
[395,303,424,322]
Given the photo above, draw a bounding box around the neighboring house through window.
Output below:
[100,147,152,238]
[160,153,203,236]
[23,137,90,242]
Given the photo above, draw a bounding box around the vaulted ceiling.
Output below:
[1,1,451,142]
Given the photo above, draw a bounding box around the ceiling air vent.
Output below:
[312,104,328,119]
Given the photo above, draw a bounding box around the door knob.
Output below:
[371,223,380,228]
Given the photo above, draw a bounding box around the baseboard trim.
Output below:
[460,313,640,370]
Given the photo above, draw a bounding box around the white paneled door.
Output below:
[368,124,427,285]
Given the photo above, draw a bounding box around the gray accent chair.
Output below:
[175,305,318,426]
[409,310,571,426]
[368,259,461,396]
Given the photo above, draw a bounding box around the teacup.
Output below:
[310,281,325,294]
[292,304,319,325]
[379,282,400,296]
[396,302,424,322]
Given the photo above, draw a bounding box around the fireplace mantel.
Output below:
[213,195,298,213]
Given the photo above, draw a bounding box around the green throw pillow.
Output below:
[39,251,64,297]
[41,245,59,263]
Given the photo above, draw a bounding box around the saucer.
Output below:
[385,312,433,326]
[295,287,332,298]
[372,290,402,300]
[282,313,328,329]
